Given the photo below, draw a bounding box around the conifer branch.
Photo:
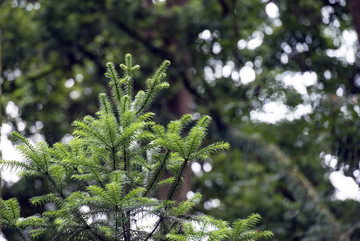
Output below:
[112,147,117,171]
[144,159,190,241]
[143,216,163,241]
[73,121,112,149]
[106,62,122,97]
[44,172,66,199]
[167,159,189,201]
[73,209,107,241]
[115,207,119,240]
[135,60,170,115]
[143,151,170,197]
[122,144,132,241]
[120,54,139,101]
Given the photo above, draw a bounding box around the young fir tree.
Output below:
[1,54,273,241]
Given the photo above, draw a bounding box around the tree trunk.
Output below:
[349,0,360,43]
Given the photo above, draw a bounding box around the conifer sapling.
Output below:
[1,54,273,240]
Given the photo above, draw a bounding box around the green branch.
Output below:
[167,159,189,201]
[143,151,170,197]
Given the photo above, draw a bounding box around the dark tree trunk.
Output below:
[349,0,360,44]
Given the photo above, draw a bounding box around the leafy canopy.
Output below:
[1,54,272,241]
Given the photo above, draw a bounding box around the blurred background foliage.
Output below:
[1,0,360,240]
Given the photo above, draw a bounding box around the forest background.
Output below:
[1,0,360,240]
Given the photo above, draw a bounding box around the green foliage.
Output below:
[2,0,360,240]
[1,55,272,240]
[167,214,273,241]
